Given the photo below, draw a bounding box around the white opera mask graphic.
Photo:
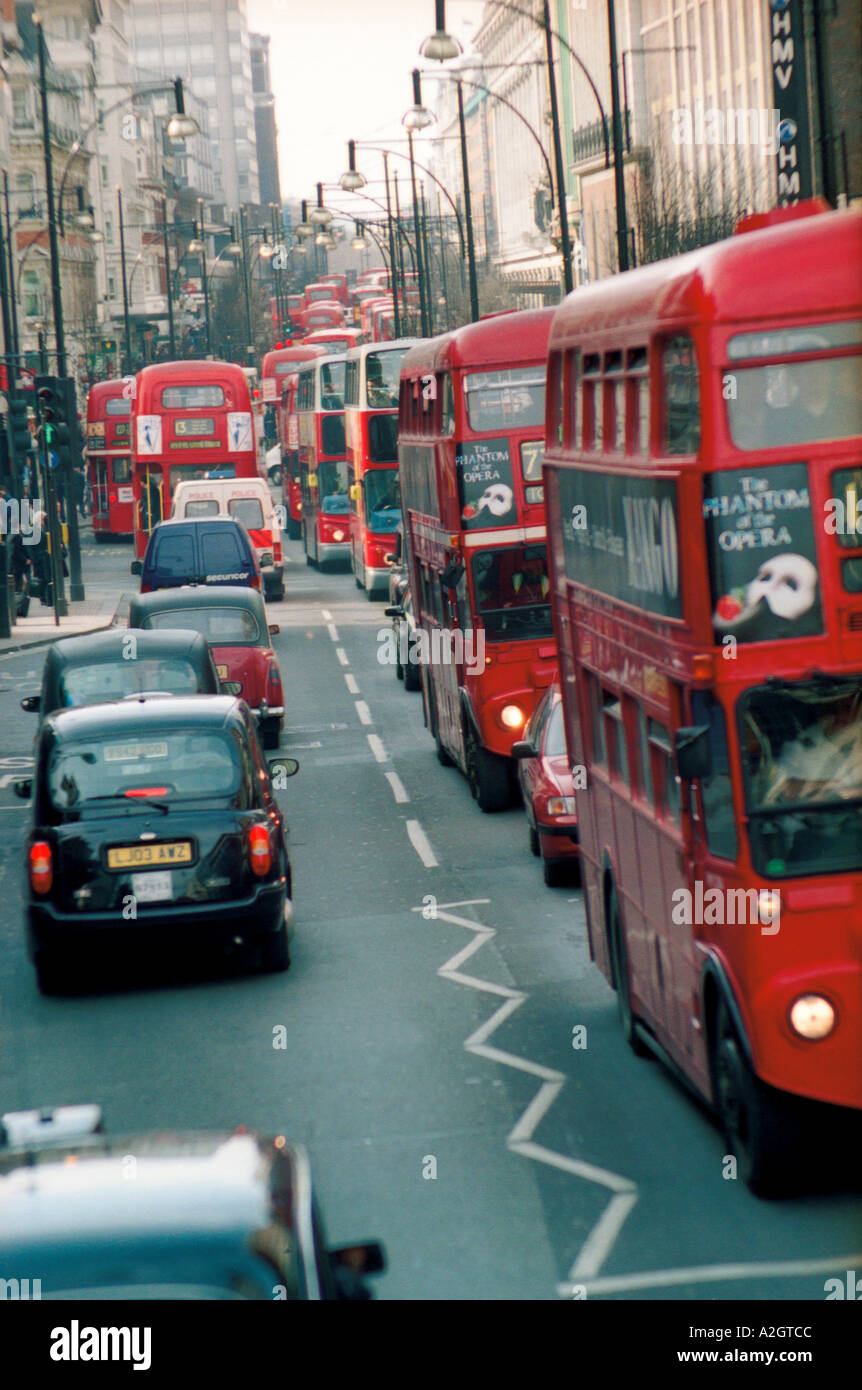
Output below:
[746,553,818,620]
[476,483,513,518]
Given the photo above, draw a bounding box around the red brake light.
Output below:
[30,841,53,894]
[124,788,168,797]
[250,574,261,590]
[248,823,272,876]
[273,539,282,563]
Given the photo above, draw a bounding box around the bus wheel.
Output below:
[711,1001,794,1197]
[608,884,649,1057]
[464,724,511,813]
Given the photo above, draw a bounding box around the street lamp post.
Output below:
[456,81,480,322]
[238,210,254,365]
[541,0,574,293]
[606,0,629,272]
[117,188,132,374]
[3,173,20,363]
[406,131,430,337]
[382,154,402,338]
[160,197,176,357]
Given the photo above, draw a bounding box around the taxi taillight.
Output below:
[30,841,53,894]
[248,824,272,877]
[250,573,261,591]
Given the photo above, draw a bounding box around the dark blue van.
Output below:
[132,518,262,594]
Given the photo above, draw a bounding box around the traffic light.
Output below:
[7,396,31,460]
[36,376,72,467]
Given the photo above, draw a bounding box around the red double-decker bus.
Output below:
[543,201,862,1194]
[302,302,346,334]
[295,353,350,567]
[130,360,258,557]
[318,272,349,307]
[345,339,415,596]
[398,309,556,811]
[85,379,133,541]
[265,344,328,537]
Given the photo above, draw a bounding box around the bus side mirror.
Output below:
[674,726,712,781]
[130,559,142,576]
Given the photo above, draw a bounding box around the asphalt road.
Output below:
[0,531,859,1301]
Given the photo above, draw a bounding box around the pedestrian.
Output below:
[30,510,52,606]
[10,527,32,618]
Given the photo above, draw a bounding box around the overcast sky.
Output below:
[246,0,479,204]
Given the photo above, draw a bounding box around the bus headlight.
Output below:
[332,529,345,542]
[788,994,835,1041]
[500,704,525,730]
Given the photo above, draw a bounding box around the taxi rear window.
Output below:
[59,658,202,706]
[143,607,261,644]
[48,728,245,810]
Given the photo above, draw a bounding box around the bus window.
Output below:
[831,467,862,549]
[366,351,401,408]
[162,385,225,409]
[649,718,681,825]
[470,544,553,642]
[588,675,607,768]
[602,691,629,785]
[367,414,398,463]
[441,374,454,436]
[635,377,650,454]
[728,352,862,450]
[105,397,131,416]
[321,414,345,456]
[636,705,654,804]
[564,348,580,449]
[113,458,132,484]
[612,378,626,451]
[463,367,544,432]
[547,351,562,446]
[663,335,700,455]
[690,690,738,860]
[344,358,359,407]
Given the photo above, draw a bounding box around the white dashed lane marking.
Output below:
[335,648,349,666]
[344,673,359,694]
[366,735,387,763]
[355,700,372,726]
[406,819,438,868]
[385,770,410,804]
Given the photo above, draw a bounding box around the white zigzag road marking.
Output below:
[415,901,638,1295]
[556,1251,862,1298]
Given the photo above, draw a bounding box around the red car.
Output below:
[512,683,579,886]
[128,587,285,749]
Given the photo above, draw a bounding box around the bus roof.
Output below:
[345,338,417,361]
[135,360,249,388]
[261,345,326,373]
[401,306,555,377]
[548,204,861,348]
[87,379,130,407]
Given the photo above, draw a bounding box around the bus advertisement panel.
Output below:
[130,360,258,557]
[398,308,556,812]
[344,340,415,595]
[542,201,862,1194]
[296,354,350,567]
[85,379,133,540]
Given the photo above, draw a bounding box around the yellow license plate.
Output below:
[107,841,193,870]
[216,665,228,679]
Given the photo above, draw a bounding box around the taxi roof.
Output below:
[129,585,267,618]
[42,628,209,669]
[0,1132,282,1242]
[45,694,244,742]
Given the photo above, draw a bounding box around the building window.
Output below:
[108,275,116,298]
[12,86,30,128]
[22,270,43,318]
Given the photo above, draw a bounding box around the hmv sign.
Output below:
[769,0,812,204]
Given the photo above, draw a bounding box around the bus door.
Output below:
[90,457,109,520]
[138,464,165,541]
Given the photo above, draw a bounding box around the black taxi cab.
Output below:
[20,628,221,723]
[14,696,297,993]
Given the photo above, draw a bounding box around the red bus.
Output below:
[318,273,348,307]
[345,339,415,596]
[360,295,392,339]
[302,302,346,334]
[130,360,258,558]
[398,309,556,811]
[543,201,862,1194]
[295,353,350,567]
[85,379,134,541]
[269,345,328,538]
[303,327,365,356]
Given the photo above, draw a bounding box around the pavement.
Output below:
[0,520,127,654]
